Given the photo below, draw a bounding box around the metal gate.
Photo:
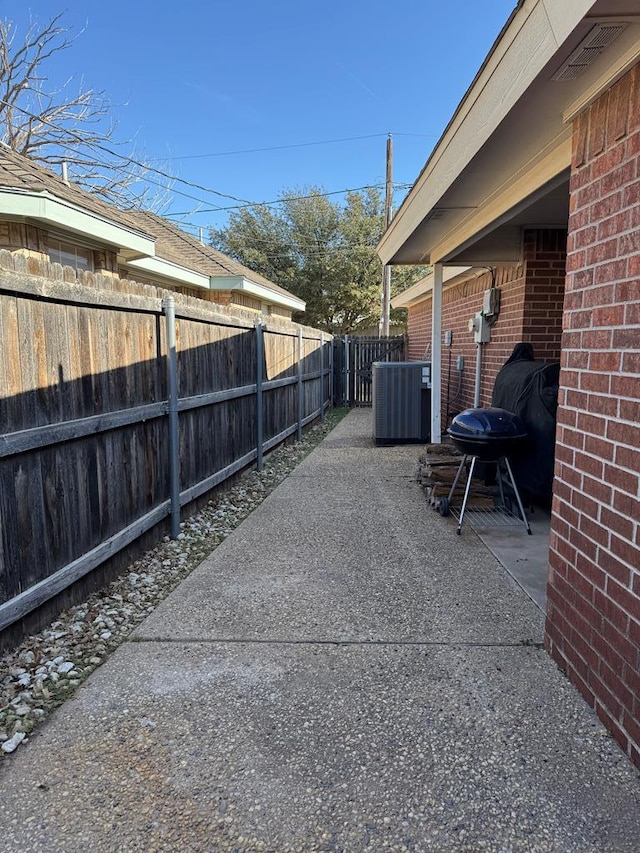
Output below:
[333,335,406,407]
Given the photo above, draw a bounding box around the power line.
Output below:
[148,133,387,161]
[0,97,256,207]
[82,151,228,210]
[148,131,439,162]
[167,183,413,218]
[262,246,381,260]
[209,232,380,250]
[0,99,416,218]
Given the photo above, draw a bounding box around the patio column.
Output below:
[430,262,443,444]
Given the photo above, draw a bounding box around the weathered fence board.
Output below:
[333,335,405,407]
[0,500,171,632]
[0,277,332,635]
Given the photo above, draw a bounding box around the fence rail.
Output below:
[333,335,406,407]
[0,274,331,633]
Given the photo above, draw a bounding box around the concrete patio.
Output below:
[0,409,638,852]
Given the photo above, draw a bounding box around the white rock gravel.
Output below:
[0,411,346,756]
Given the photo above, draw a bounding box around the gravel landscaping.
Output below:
[0,409,348,757]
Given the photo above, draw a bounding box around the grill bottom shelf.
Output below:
[449,504,529,531]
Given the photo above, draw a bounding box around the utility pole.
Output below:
[381,133,393,337]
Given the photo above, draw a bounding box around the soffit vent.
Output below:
[552,23,628,81]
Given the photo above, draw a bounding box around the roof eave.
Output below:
[378,0,602,266]
[0,187,155,260]
[209,275,305,312]
[391,266,473,309]
[124,255,211,289]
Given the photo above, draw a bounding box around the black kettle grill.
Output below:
[441,407,531,535]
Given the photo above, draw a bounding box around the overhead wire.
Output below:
[0,98,418,220]
[147,131,437,162]
[0,97,254,207]
[166,182,413,219]
[149,133,388,161]
[259,246,382,260]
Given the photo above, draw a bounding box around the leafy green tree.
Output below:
[210,186,424,333]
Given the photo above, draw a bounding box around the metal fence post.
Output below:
[256,320,264,471]
[297,327,303,441]
[329,336,334,409]
[319,332,325,422]
[163,296,181,539]
[344,335,350,408]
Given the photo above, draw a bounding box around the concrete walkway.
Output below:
[1,410,639,852]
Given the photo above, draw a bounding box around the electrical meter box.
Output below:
[468,313,491,343]
[483,287,501,317]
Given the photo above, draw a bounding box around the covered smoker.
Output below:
[491,344,560,503]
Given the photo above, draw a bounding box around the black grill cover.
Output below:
[491,358,560,501]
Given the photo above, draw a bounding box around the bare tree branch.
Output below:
[0,14,171,211]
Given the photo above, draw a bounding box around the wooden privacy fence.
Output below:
[333,335,406,407]
[0,272,332,632]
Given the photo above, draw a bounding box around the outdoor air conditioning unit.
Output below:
[372,361,431,445]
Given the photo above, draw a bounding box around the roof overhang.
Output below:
[378,0,640,267]
[391,266,472,309]
[209,274,306,312]
[0,187,155,261]
[124,255,211,289]
[0,184,307,312]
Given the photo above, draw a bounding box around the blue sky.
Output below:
[8,1,516,235]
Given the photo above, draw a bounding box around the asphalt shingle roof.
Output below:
[0,144,300,304]
[0,143,153,237]
[129,209,300,301]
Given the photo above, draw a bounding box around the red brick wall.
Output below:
[546,64,640,767]
[407,299,432,361]
[522,230,567,362]
[406,229,566,426]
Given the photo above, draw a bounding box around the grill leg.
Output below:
[496,460,506,507]
[447,455,468,503]
[503,456,532,535]
[457,455,477,535]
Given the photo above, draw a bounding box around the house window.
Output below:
[46,239,93,272]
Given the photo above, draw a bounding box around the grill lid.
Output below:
[448,407,527,439]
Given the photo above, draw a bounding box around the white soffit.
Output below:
[378,0,640,267]
[0,188,155,260]
[125,256,210,289]
[431,145,573,264]
[209,275,305,312]
[378,0,570,265]
[391,266,471,309]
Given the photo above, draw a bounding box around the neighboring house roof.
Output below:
[0,143,156,260]
[0,142,154,235]
[127,210,305,310]
[0,144,305,312]
[378,0,639,267]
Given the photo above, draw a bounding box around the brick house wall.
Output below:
[407,300,431,361]
[522,230,568,362]
[545,64,640,767]
[405,229,566,425]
